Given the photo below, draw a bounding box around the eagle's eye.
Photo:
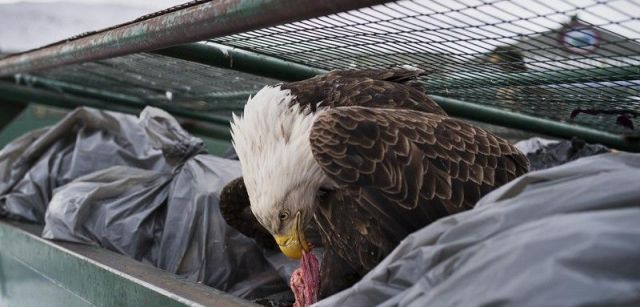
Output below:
[279,209,290,221]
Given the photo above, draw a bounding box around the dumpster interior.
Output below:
[0,0,639,306]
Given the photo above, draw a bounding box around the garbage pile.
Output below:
[2,108,635,307]
[316,152,640,307]
[0,106,294,301]
[0,107,166,222]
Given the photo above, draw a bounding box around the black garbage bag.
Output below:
[515,137,610,171]
[316,152,640,307]
[42,107,290,299]
[0,107,166,222]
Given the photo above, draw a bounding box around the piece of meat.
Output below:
[291,250,320,307]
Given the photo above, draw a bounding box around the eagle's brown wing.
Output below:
[310,106,528,275]
[219,177,277,250]
[281,68,446,115]
[220,177,325,251]
[322,68,429,84]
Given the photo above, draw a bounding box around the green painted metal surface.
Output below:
[423,65,640,89]
[0,79,234,142]
[0,104,66,148]
[15,74,147,106]
[155,43,640,91]
[155,42,325,82]
[431,95,640,152]
[0,80,232,126]
[0,252,94,307]
[4,75,640,151]
[201,136,232,156]
[0,221,257,307]
[0,81,139,115]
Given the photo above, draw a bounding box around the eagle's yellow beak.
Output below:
[274,211,310,260]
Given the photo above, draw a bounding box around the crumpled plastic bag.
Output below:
[40,107,289,299]
[0,107,166,222]
[515,137,609,171]
[513,136,559,154]
[316,152,640,307]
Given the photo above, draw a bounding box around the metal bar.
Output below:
[7,64,638,150]
[0,0,393,77]
[0,80,233,127]
[204,90,259,100]
[5,78,637,150]
[0,220,256,307]
[15,74,147,106]
[424,65,640,89]
[154,42,326,81]
[9,70,639,150]
[151,45,640,149]
[0,81,140,114]
[17,73,248,109]
[152,45,638,150]
[431,95,640,152]
[19,74,635,150]
[8,76,235,140]
[0,81,234,140]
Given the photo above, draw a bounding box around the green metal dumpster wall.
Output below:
[0,104,249,307]
[0,251,93,307]
[0,220,256,307]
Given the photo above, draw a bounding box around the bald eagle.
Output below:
[224,69,529,298]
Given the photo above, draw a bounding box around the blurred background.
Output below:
[0,0,189,52]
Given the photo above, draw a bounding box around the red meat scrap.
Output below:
[290,250,320,307]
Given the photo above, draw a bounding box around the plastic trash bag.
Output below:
[513,136,559,154]
[42,107,290,299]
[515,137,609,171]
[0,107,166,222]
[317,152,640,307]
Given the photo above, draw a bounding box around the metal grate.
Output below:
[16,53,276,117]
[4,0,640,144]
[212,0,640,136]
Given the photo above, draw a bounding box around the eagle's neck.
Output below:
[231,86,331,229]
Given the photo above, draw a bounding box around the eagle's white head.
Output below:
[230,85,330,259]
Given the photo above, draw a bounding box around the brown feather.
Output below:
[281,69,446,116]
[309,105,528,298]
[219,177,277,250]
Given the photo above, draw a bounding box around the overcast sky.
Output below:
[0,0,187,9]
[0,0,191,51]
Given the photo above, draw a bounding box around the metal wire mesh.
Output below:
[17,53,276,116]
[9,0,640,139]
[212,0,640,136]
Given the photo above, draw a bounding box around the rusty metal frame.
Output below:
[0,0,393,77]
